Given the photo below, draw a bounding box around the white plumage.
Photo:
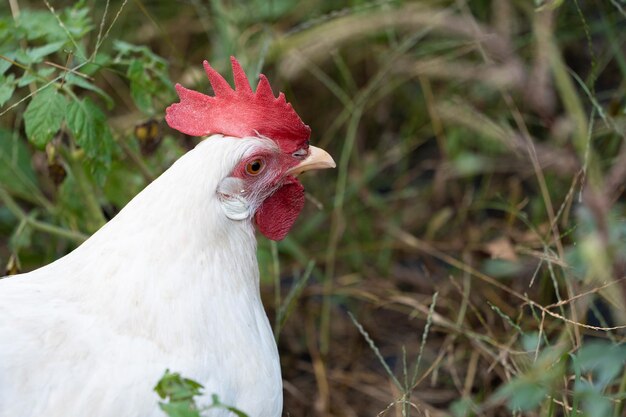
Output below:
[0,136,294,417]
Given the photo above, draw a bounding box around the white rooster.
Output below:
[0,57,335,417]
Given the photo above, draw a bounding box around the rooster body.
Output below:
[0,137,282,417]
[0,58,334,417]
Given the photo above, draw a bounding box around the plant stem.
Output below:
[118,138,156,183]
[321,105,362,355]
[65,150,107,233]
[0,185,88,243]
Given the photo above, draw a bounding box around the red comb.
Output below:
[165,57,311,153]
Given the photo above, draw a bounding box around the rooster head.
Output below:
[165,57,335,241]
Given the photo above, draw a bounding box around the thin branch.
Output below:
[43,61,95,81]
[0,185,88,243]
[389,226,626,332]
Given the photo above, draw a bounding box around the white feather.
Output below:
[217,177,252,221]
[0,135,282,417]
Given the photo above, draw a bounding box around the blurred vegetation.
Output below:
[1,0,626,416]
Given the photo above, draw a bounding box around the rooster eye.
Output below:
[245,159,265,176]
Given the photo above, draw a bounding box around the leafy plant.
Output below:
[0,0,175,265]
[155,370,249,417]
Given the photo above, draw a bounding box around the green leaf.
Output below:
[65,73,114,109]
[154,370,204,402]
[154,370,205,417]
[127,59,153,113]
[58,173,90,228]
[0,129,39,201]
[23,41,66,64]
[158,402,201,417]
[66,98,114,184]
[103,161,144,208]
[521,331,543,353]
[497,378,548,411]
[60,0,93,39]
[17,67,55,88]
[13,5,92,44]
[0,16,12,44]
[15,10,66,42]
[24,86,67,148]
[482,259,523,278]
[452,153,492,176]
[0,74,16,106]
[574,340,626,389]
[450,398,475,417]
[493,346,566,412]
[79,52,112,76]
[113,40,167,65]
[0,52,14,75]
[574,379,613,417]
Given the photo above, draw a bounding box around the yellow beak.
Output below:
[286,145,336,176]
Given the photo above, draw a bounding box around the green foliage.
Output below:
[113,40,174,115]
[1,0,173,189]
[0,74,15,105]
[0,0,175,260]
[569,341,626,417]
[155,370,203,417]
[574,341,626,388]
[23,86,67,148]
[66,98,114,184]
[0,129,39,202]
[494,346,566,411]
[154,370,249,417]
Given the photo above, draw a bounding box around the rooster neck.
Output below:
[47,136,272,348]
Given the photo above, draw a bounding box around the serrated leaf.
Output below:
[154,370,203,401]
[57,172,91,229]
[0,51,14,75]
[66,98,113,184]
[65,73,114,109]
[15,10,66,42]
[113,40,167,64]
[61,1,93,39]
[24,86,67,148]
[128,59,153,113]
[17,67,55,88]
[79,53,112,76]
[24,41,66,64]
[0,74,16,106]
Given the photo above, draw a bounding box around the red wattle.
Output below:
[255,178,305,241]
